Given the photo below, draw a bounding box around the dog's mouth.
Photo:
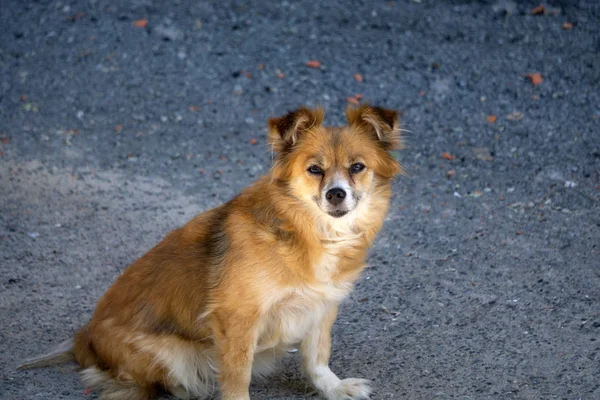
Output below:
[327,209,349,218]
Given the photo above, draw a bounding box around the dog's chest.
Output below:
[258,283,351,351]
[314,230,365,281]
[257,231,362,351]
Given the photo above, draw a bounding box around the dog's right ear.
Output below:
[268,107,324,152]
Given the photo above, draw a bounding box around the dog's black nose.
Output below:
[326,188,346,206]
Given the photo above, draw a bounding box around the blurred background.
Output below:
[1,1,599,399]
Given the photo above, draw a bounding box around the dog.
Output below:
[19,104,403,400]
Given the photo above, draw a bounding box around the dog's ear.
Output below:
[346,104,401,150]
[268,107,324,152]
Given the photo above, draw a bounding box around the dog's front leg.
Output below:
[301,304,372,400]
[214,314,258,400]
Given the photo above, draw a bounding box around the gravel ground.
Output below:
[1,1,599,399]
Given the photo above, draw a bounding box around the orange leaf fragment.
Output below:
[133,19,148,28]
[531,4,545,15]
[250,138,257,145]
[354,94,364,100]
[257,63,264,70]
[441,152,456,161]
[189,105,200,112]
[418,90,425,96]
[20,95,27,102]
[1,137,9,144]
[347,97,360,105]
[354,73,364,82]
[244,71,252,79]
[114,124,123,133]
[486,115,497,124]
[527,73,543,87]
[306,60,321,68]
[276,71,285,79]
[562,22,573,30]
[83,388,93,395]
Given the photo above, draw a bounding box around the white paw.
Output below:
[325,378,372,400]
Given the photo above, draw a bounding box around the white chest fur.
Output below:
[256,215,364,353]
[257,282,352,353]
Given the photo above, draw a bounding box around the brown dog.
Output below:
[19,105,403,400]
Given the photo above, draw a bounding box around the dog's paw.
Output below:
[325,378,372,400]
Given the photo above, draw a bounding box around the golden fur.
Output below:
[19,104,403,400]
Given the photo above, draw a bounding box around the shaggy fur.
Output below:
[19,104,403,400]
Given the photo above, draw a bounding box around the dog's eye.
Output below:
[350,163,365,174]
[307,165,324,175]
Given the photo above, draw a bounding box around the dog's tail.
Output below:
[17,338,74,370]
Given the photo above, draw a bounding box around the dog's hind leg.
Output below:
[81,366,157,400]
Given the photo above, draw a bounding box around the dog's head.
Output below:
[268,105,403,219]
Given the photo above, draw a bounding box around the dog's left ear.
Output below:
[268,107,324,152]
[346,105,401,150]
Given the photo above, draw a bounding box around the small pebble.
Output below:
[153,25,185,41]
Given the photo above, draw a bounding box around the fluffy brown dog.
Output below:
[19,105,403,400]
